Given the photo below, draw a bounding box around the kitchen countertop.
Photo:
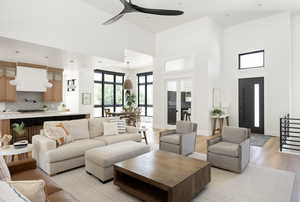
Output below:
[0,111,89,120]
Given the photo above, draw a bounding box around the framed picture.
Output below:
[67,79,76,91]
[213,88,221,108]
[82,93,91,105]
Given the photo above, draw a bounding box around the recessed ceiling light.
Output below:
[257,3,263,7]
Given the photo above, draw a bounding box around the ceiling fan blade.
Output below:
[102,11,125,25]
[132,5,184,16]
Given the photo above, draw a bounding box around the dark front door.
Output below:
[239,77,264,134]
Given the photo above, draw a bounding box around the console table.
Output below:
[211,114,230,136]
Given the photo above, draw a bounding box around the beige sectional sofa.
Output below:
[32,118,142,175]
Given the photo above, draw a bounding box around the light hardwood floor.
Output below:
[145,129,300,202]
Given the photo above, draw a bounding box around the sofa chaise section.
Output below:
[32,117,142,175]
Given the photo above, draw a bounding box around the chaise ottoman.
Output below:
[85,141,150,183]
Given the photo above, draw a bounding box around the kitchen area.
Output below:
[0,60,89,144]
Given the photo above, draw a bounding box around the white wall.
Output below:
[154,17,222,135]
[222,13,292,136]
[291,14,300,118]
[0,0,155,62]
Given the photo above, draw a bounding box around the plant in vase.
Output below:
[125,93,136,112]
[211,108,224,117]
[12,122,26,139]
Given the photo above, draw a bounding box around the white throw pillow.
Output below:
[8,180,46,202]
[103,122,119,136]
[0,181,30,202]
[63,119,90,140]
[0,156,11,181]
[109,118,127,134]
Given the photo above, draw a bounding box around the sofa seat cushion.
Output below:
[160,134,181,145]
[11,169,62,195]
[94,133,141,145]
[85,141,150,168]
[208,142,240,158]
[47,140,105,163]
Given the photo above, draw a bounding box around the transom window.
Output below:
[137,72,153,117]
[239,50,264,69]
[94,70,124,117]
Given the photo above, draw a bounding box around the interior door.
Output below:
[239,77,264,134]
[167,79,192,126]
[167,80,178,125]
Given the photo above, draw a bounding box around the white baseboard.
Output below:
[264,131,279,137]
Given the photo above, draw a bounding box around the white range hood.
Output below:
[10,66,52,92]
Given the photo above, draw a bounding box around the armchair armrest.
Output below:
[8,159,37,175]
[180,133,196,155]
[126,126,138,134]
[239,138,250,172]
[159,129,176,137]
[207,136,222,147]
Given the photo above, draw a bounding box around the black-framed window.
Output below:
[94,70,124,117]
[137,72,153,117]
[239,50,264,69]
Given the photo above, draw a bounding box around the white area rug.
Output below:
[51,153,295,202]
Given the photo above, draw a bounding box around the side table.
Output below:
[211,114,230,136]
[0,144,33,162]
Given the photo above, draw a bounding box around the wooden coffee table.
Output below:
[114,151,211,202]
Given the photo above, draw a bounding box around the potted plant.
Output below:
[125,94,136,112]
[12,122,26,138]
[43,105,48,111]
[211,108,224,117]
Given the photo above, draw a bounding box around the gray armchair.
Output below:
[159,121,198,156]
[207,126,250,173]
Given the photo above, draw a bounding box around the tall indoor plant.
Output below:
[125,93,136,112]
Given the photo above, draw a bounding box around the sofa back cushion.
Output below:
[43,121,66,130]
[88,118,105,138]
[176,121,193,134]
[63,119,90,141]
[222,127,250,144]
[0,156,11,181]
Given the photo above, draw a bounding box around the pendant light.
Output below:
[123,61,133,95]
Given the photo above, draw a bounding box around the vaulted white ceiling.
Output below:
[83,0,300,32]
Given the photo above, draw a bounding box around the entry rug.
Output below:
[250,134,271,147]
[52,163,295,202]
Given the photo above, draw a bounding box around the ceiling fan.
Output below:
[103,0,184,25]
